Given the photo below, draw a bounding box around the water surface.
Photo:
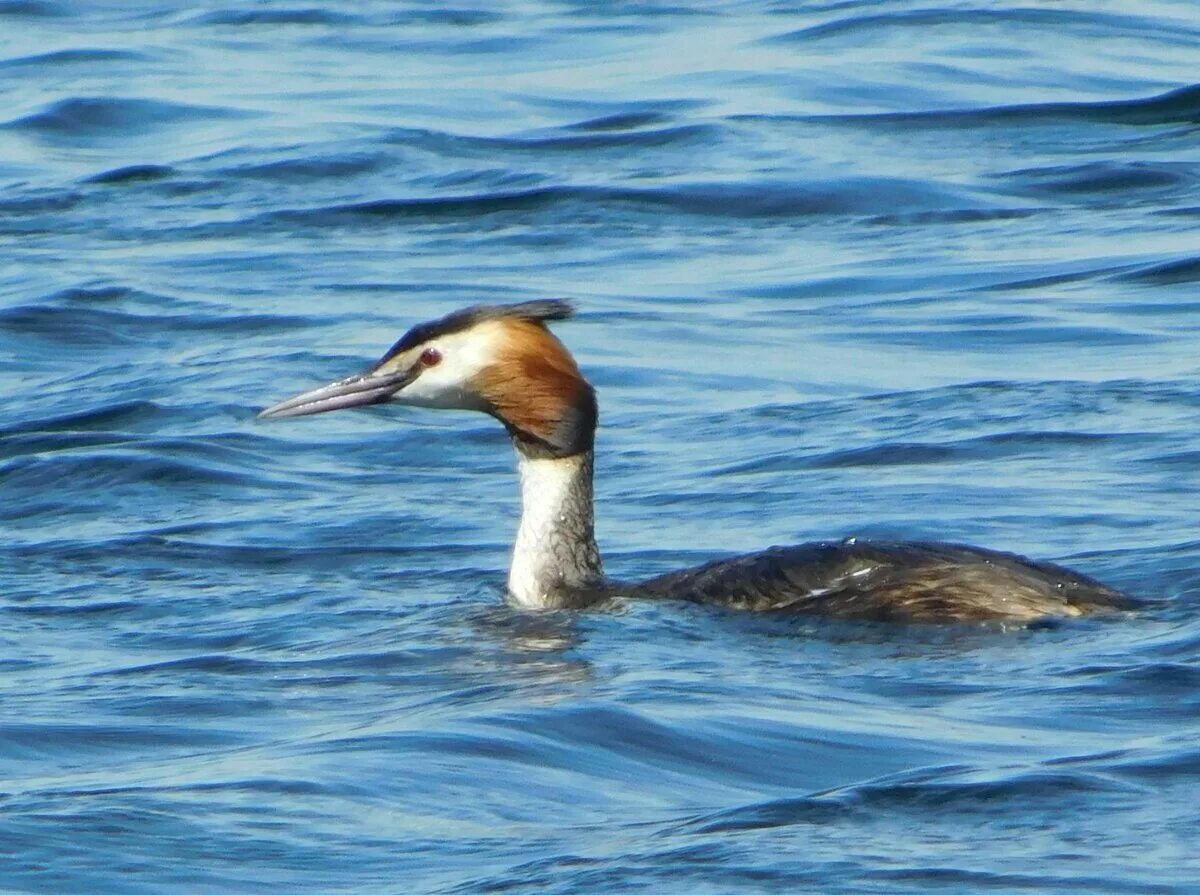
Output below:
[3,2,1200,892]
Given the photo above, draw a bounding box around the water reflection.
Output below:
[455,598,596,692]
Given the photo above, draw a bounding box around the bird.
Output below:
[259,299,1135,623]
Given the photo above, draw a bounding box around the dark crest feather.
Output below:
[375,299,575,367]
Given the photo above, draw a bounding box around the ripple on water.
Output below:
[0,300,312,352]
[250,176,1019,234]
[992,161,1199,200]
[801,83,1200,129]
[83,164,177,184]
[768,7,1200,48]
[3,96,255,140]
[0,0,69,17]
[1114,256,1200,285]
[0,48,153,70]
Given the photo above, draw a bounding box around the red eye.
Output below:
[420,347,442,367]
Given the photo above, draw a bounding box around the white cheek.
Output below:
[391,326,500,410]
[396,364,472,408]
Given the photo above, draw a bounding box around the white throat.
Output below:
[508,450,603,608]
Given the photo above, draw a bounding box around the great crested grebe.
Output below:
[260,300,1134,623]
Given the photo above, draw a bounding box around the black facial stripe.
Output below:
[374,299,574,368]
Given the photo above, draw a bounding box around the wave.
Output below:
[0,451,266,503]
[992,161,1197,199]
[2,96,253,138]
[216,152,387,183]
[681,762,1138,836]
[675,795,851,833]
[255,177,1018,230]
[843,321,1162,349]
[0,48,150,70]
[5,600,140,618]
[183,7,502,27]
[714,430,1135,476]
[0,399,159,438]
[0,721,241,761]
[0,188,81,215]
[0,302,311,348]
[0,0,67,16]
[567,111,672,132]
[83,164,176,184]
[384,120,718,154]
[185,7,359,26]
[770,7,1200,47]
[1114,256,1200,285]
[739,83,1200,130]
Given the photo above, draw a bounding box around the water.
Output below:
[3,2,1200,891]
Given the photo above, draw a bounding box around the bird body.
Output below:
[639,539,1128,621]
[260,300,1134,623]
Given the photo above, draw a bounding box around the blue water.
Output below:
[4,2,1200,892]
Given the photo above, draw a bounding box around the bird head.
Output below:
[259,299,596,457]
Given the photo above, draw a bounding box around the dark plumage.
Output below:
[641,539,1135,621]
[375,299,573,369]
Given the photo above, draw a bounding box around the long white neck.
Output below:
[508,448,604,608]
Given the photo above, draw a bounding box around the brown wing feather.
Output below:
[640,540,1133,622]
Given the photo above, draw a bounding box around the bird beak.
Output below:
[258,365,419,420]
